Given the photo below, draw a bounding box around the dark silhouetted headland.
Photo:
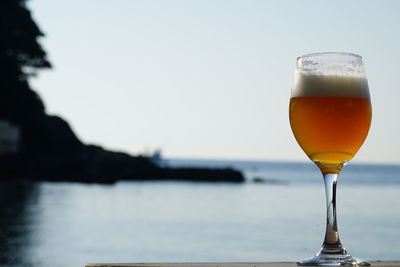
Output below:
[0,0,244,183]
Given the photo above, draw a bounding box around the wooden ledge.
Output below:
[86,261,400,267]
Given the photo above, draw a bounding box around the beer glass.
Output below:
[289,52,372,266]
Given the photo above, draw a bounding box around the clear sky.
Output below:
[29,0,400,164]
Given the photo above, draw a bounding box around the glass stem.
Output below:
[318,172,347,256]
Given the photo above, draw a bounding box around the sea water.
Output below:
[1,159,399,267]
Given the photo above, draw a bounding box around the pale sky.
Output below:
[29,0,400,164]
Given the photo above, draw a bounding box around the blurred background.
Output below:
[1,0,400,266]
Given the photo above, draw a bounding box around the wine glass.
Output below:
[289,52,372,266]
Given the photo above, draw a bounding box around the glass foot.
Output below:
[297,253,371,266]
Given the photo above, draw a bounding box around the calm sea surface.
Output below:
[1,159,399,267]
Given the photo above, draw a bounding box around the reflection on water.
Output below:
[0,181,39,266]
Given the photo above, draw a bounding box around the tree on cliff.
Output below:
[0,0,51,77]
[0,0,52,151]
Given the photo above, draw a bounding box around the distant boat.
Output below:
[150,149,163,166]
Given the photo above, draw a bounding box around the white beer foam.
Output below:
[292,74,370,98]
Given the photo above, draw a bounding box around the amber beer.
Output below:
[289,75,372,170]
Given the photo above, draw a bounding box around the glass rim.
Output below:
[298,52,362,60]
